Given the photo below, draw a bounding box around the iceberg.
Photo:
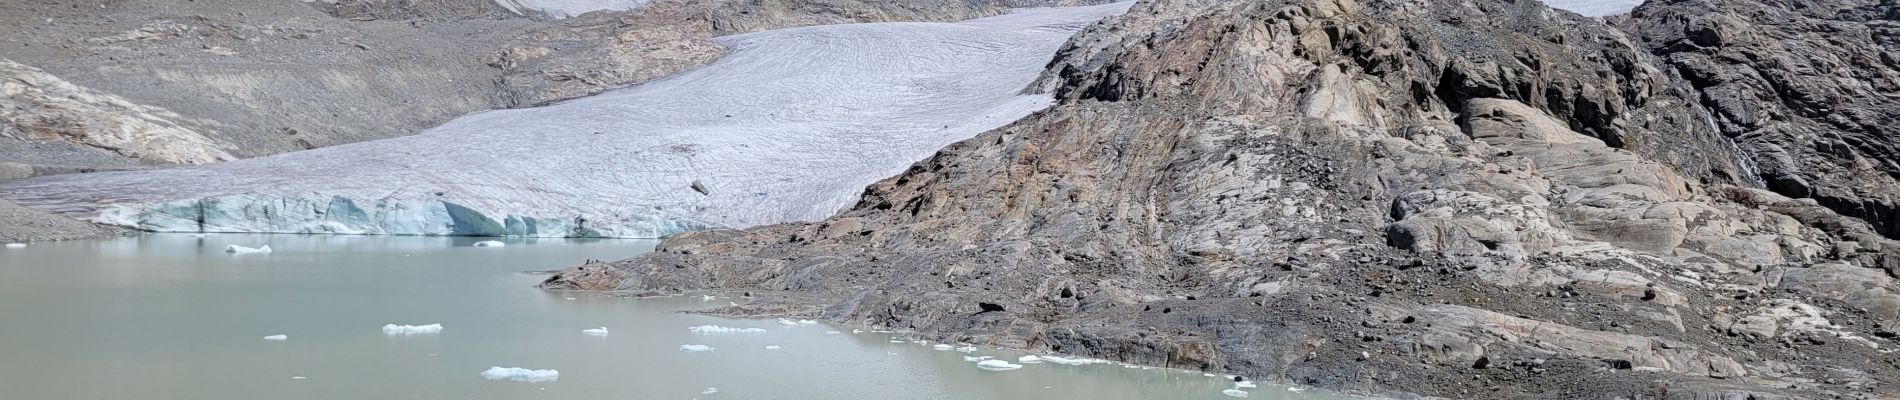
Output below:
[931,344,955,351]
[581,327,609,336]
[224,244,271,254]
[382,323,443,335]
[4,243,25,248]
[688,325,766,334]
[263,334,288,341]
[955,345,977,353]
[700,295,716,301]
[0,4,1137,239]
[679,344,714,352]
[764,345,782,350]
[1234,381,1257,389]
[480,367,559,383]
[472,240,505,247]
[1017,355,1042,363]
[291,376,306,380]
[962,356,992,362]
[975,359,1023,371]
[1222,389,1250,398]
[1039,356,1107,366]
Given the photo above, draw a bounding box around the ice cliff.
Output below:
[0,4,1130,238]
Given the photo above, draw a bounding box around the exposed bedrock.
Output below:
[545,0,1900,398]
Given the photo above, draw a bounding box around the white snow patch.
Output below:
[224,244,271,254]
[472,240,505,247]
[382,323,443,335]
[1222,389,1250,398]
[581,327,609,336]
[688,325,766,334]
[975,359,1023,371]
[0,3,1136,239]
[263,334,288,341]
[480,367,559,382]
[1536,0,1639,16]
[679,344,714,352]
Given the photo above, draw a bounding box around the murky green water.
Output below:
[0,234,1340,399]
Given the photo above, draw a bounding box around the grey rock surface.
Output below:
[544,0,1900,398]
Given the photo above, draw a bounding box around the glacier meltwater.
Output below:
[0,4,1130,238]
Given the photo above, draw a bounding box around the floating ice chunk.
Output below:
[776,318,818,326]
[1203,373,1217,377]
[728,302,738,306]
[382,323,443,335]
[764,345,782,350]
[963,356,992,362]
[931,344,955,351]
[701,388,719,394]
[4,243,25,248]
[1234,381,1257,389]
[851,329,864,334]
[1287,387,1307,393]
[1222,389,1249,397]
[582,327,609,336]
[1017,355,1043,363]
[472,241,505,247]
[689,325,766,334]
[224,244,271,254]
[291,376,306,380]
[700,295,716,301]
[888,339,906,343]
[825,330,841,334]
[263,334,288,341]
[1039,356,1106,365]
[189,233,208,238]
[975,359,1023,371]
[679,344,714,352]
[564,297,576,300]
[956,345,977,353]
[480,366,559,382]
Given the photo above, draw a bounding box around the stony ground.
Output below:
[544,0,1900,398]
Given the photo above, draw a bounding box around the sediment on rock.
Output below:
[545,0,1900,398]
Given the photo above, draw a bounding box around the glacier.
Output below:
[0,3,1131,239]
[1537,0,1641,16]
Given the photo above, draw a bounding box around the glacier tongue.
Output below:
[0,3,1132,238]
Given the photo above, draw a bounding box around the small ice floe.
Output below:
[931,344,955,351]
[1039,356,1106,366]
[1221,389,1249,398]
[564,297,577,300]
[263,334,288,341]
[963,356,992,362]
[688,325,766,334]
[764,345,782,350]
[701,388,719,394]
[851,329,864,334]
[1017,355,1043,364]
[4,243,26,248]
[728,302,738,306]
[679,344,714,352]
[382,323,443,335]
[582,327,610,336]
[955,345,977,353]
[825,330,841,335]
[975,359,1024,371]
[224,244,271,254]
[700,295,716,301]
[888,339,906,343]
[480,367,559,382]
[775,318,818,326]
[1203,373,1217,377]
[472,241,505,247]
[1234,381,1257,389]
[1287,387,1307,393]
[291,376,307,380]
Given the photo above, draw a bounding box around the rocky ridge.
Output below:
[544,0,1900,398]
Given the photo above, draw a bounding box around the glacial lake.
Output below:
[0,234,1340,399]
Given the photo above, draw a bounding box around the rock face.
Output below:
[1617,0,1900,238]
[0,60,235,166]
[544,0,1900,398]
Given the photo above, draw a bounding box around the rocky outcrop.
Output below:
[1618,0,1900,238]
[0,60,235,167]
[545,0,1900,398]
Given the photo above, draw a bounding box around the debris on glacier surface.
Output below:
[263,334,288,341]
[382,323,443,335]
[472,240,505,247]
[224,244,271,254]
[688,325,765,334]
[480,367,559,382]
[581,327,609,336]
[975,359,1023,371]
[0,3,1133,239]
[679,344,714,352]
